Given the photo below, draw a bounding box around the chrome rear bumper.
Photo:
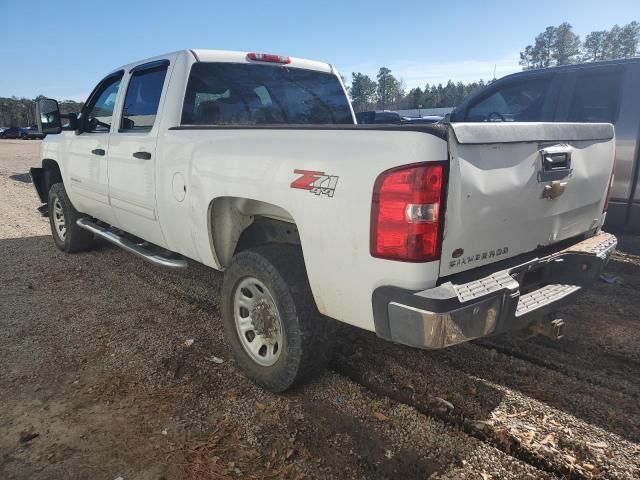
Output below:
[372,232,617,349]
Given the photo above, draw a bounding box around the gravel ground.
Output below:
[0,139,639,479]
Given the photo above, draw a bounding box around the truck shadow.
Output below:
[9,172,32,183]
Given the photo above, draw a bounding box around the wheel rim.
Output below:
[52,197,66,241]
[233,276,283,366]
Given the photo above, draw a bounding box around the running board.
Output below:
[76,218,187,269]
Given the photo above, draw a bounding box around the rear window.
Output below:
[181,62,353,125]
[465,77,551,122]
[567,71,622,123]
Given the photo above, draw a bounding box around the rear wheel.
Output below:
[48,183,94,253]
[222,245,334,392]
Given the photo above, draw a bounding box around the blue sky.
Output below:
[1,0,638,100]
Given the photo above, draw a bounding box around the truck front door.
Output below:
[66,72,123,226]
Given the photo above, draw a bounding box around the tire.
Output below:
[48,183,95,253]
[21,133,28,140]
[221,245,334,392]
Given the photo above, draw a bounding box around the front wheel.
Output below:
[48,183,95,253]
[221,245,334,392]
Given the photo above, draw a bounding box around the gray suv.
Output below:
[450,58,640,232]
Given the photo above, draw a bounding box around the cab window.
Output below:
[120,64,168,131]
[465,77,551,122]
[567,70,622,123]
[83,74,123,133]
[181,62,353,125]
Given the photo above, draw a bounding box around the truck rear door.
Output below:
[107,60,171,247]
[439,122,615,277]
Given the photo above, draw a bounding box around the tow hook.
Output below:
[527,315,566,340]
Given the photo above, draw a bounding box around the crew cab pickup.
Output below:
[31,49,617,392]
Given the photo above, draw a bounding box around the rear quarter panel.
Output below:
[156,128,448,331]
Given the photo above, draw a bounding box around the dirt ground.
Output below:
[0,139,639,480]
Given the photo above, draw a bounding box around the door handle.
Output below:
[133,151,152,160]
[91,148,105,156]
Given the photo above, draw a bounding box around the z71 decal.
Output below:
[291,170,339,198]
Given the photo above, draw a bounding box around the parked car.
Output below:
[20,126,45,140]
[355,110,402,124]
[31,49,616,392]
[450,58,640,232]
[0,127,21,139]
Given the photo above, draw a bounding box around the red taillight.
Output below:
[371,162,447,262]
[246,52,291,64]
[603,151,616,212]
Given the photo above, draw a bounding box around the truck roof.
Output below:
[501,56,640,81]
[190,49,334,73]
[112,49,335,75]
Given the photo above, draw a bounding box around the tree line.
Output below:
[349,20,639,114]
[519,21,639,69]
[349,69,488,113]
[0,96,83,128]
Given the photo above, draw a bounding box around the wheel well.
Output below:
[235,216,301,253]
[209,197,299,268]
[32,159,62,203]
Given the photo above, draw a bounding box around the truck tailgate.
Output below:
[440,122,615,277]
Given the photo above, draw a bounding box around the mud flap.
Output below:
[29,167,47,203]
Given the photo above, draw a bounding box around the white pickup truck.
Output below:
[32,49,617,392]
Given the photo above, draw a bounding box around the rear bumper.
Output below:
[372,231,617,349]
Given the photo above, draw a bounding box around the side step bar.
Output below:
[76,218,187,269]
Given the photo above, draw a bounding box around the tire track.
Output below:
[99,248,553,478]
[329,343,639,479]
[475,337,640,398]
[331,360,575,479]
[78,241,640,478]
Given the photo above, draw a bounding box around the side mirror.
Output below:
[36,98,62,135]
[84,116,99,132]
